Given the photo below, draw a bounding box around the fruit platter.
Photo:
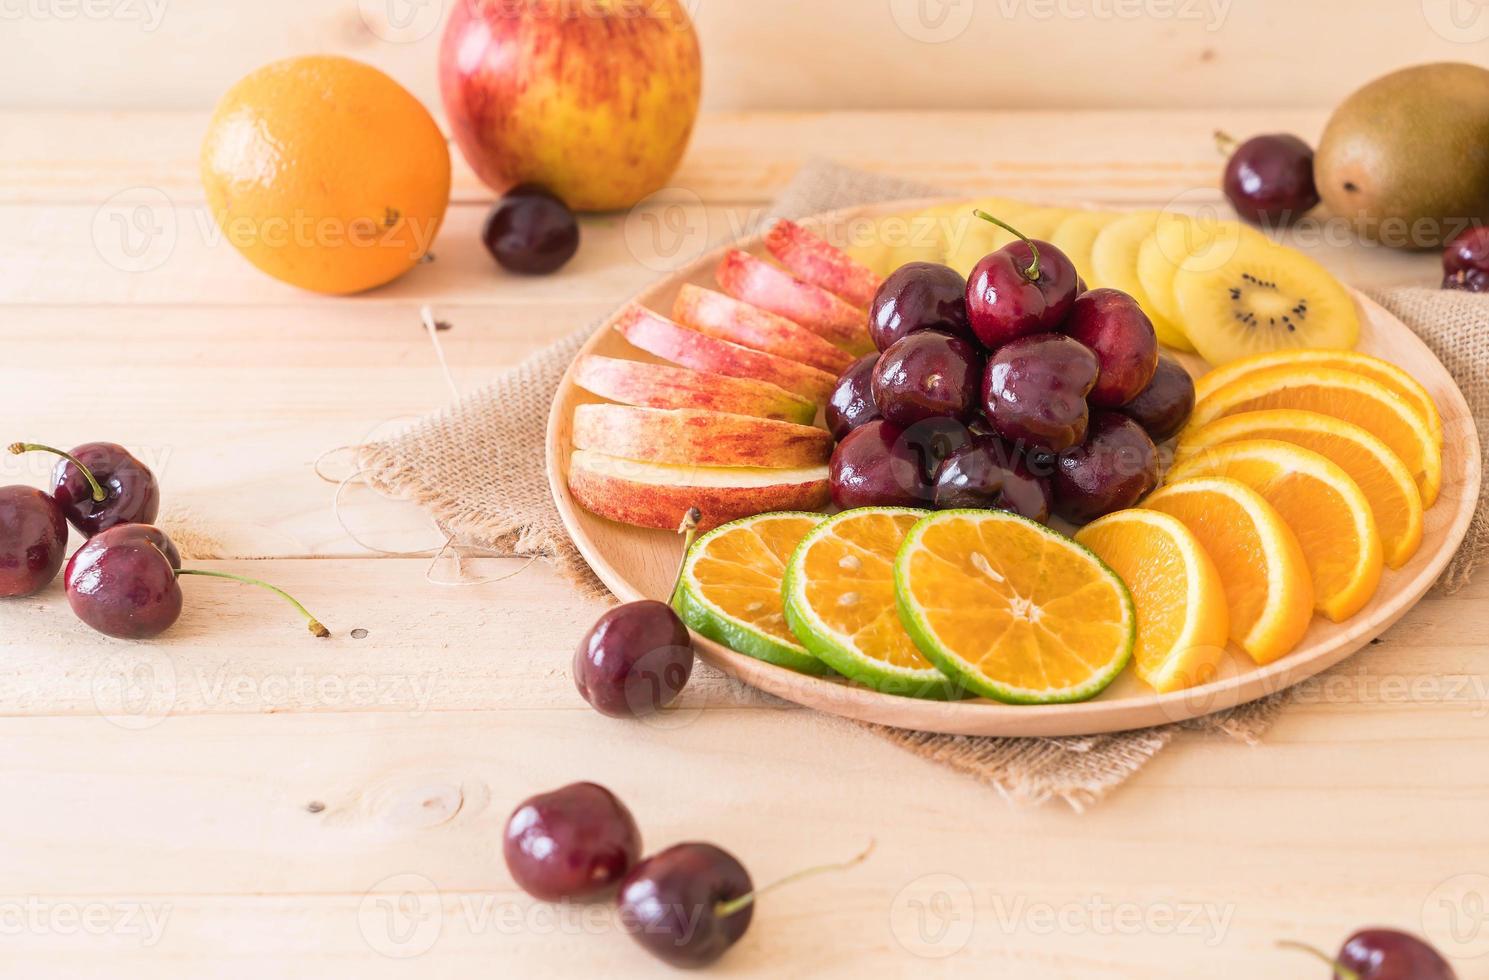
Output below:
[547,198,1480,737]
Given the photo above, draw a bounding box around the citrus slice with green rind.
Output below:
[893,510,1135,704]
[673,511,830,674]
[782,507,964,700]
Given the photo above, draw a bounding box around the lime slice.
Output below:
[782,507,964,700]
[894,510,1135,704]
[673,511,830,674]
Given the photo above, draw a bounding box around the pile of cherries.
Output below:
[0,440,327,640]
[829,212,1196,527]
[504,780,868,968]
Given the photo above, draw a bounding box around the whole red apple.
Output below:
[440,0,703,212]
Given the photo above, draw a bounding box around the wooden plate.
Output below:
[545,199,1482,737]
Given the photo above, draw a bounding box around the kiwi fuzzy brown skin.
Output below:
[1316,62,1489,250]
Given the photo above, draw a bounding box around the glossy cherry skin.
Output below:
[1119,356,1195,442]
[1222,133,1319,226]
[65,524,182,639]
[871,331,982,427]
[826,353,882,441]
[932,435,1052,523]
[830,419,959,509]
[1052,412,1159,524]
[573,600,694,718]
[1443,225,1489,291]
[983,334,1100,453]
[0,486,68,597]
[482,184,580,275]
[966,238,1079,350]
[1062,288,1158,407]
[869,262,973,351]
[49,442,159,537]
[1335,928,1456,980]
[618,842,753,969]
[503,782,642,902]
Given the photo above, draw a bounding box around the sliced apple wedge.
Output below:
[672,284,854,374]
[573,404,832,468]
[573,355,816,425]
[568,449,830,532]
[715,250,872,354]
[614,304,837,403]
[765,219,884,309]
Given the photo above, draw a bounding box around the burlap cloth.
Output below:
[357,162,1487,810]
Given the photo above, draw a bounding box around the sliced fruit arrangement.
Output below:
[572,405,832,469]
[673,284,855,375]
[673,512,830,673]
[573,354,816,425]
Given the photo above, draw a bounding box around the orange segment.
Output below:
[1167,441,1383,622]
[1177,409,1424,568]
[1187,365,1442,507]
[1143,477,1314,664]
[1076,509,1231,693]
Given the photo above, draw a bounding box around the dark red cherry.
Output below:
[504,782,642,902]
[826,353,882,441]
[482,183,580,275]
[1282,929,1456,980]
[618,843,754,969]
[573,600,694,719]
[871,331,982,427]
[1118,356,1196,442]
[1220,132,1320,226]
[10,442,159,537]
[0,486,68,597]
[869,262,972,351]
[982,333,1099,453]
[1052,412,1158,524]
[828,418,967,509]
[965,213,1080,350]
[1443,225,1489,292]
[932,435,1052,523]
[1062,288,1158,407]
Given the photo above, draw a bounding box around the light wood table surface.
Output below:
[0,108,1484,979]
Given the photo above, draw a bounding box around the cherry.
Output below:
[869,262,973,351]
[1062,288,1158,407]
[826,353,882,441]
[574,601,694,718]
[983,333,1099,453]
[1442,225,1489,292]
[871,330,982,427]
[0,486,68,597]
[66,524,328,640]
[482,183,580,275]
[829,419,945,509]
[1119,356,1196,442]
[504,782,642,902]
[965,211,1080,350]
[9,442,158,537]
[1218,131,1320,226]
[1051,412,1159,524]
[1280,929,1456,980]
[932,434,1052,523]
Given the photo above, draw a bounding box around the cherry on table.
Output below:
[1280,929,1456,980]
[1051,411,1159,524]
[9,441,158,537]
[573,600,694,718]
[1061,287,1158,408]
[0,486,68,597]
[871,330,982,427]
[826,353,882,441]
[869,262,973,351]
[1218,131,1320,226]
[982,333,1099,454]
[1118,356,1196,442]
[965,211,1079,350]
[932,434,1052,523]
[482,183,580,275]
[504,782,642,902]
[1442,225,1489,292]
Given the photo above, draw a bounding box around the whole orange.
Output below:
[201,56,451,295]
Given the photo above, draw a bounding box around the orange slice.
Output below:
[1187,366,1443,508]
[1177,410,1423,568]
[1143,477,1314,664]
[1076,509,1231,693]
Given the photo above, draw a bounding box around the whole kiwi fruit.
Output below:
[1316,62,1489,250]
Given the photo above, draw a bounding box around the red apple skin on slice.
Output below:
[765,219,884,309]
[715,250,873,354]
[573,355,816,425]
[572,404,832,468]
[614,304,837,403]
[568,450,830,532]
[672,284,855,374]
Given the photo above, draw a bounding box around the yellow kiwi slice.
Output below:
[1051,210,1118,283]
[1137,215,1264,327]
[1172,235,1360,366]
[1091,210,1195,352]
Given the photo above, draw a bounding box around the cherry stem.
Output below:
[1275,941,1361,980]
[1214,129,1238,156]
[714,840,875,919]
[668,508,702,600]
[175,569,331,638]
[972,210,1040,281]
[8,443,107,503]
